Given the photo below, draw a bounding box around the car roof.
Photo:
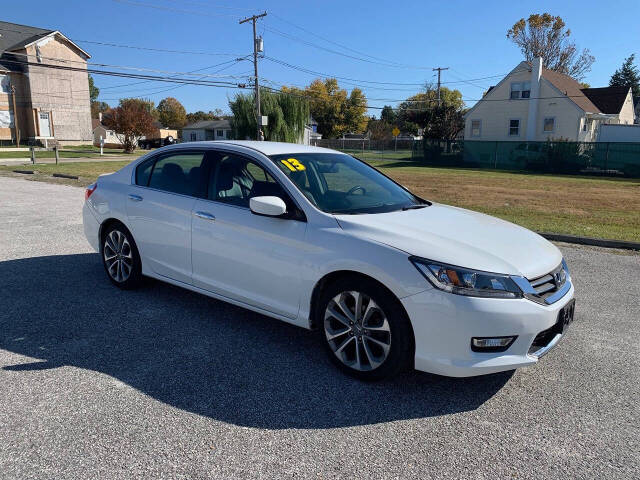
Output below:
[182,140,336,156]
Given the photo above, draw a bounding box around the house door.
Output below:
[39,112,51,137]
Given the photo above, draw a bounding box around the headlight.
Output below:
[410,257,523,299]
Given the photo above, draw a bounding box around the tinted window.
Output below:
[270,153,424,214]
[135,157,155,186]
[209,154,295,212]
[147,152,206,196]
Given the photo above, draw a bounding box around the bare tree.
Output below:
[507,13,595,80]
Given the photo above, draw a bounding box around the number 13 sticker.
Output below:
[281,158,306,171]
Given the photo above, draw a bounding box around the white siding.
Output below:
[465,62,595,142]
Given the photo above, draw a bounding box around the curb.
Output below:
[13,169,34,175]
[539,232,640,251]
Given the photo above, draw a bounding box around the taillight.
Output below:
[85,182,97,200]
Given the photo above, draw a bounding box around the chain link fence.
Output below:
[411,140,640,178]
[310,138,416,162]
[311,138,640,178]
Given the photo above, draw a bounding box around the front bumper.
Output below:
[402,282,575,377]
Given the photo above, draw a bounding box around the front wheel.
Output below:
[101,224,142,289]
[318,277,414,381]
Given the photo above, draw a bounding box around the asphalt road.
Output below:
[0,176,638,480]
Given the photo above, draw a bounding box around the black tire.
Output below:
[316,276,414,381]
[101,222,143,290]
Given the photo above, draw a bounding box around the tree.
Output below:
[507,13,595,80]
[229,88,309,142]
[157,97,187,129]
[380,105,397,125]
[367,117,393,141]
[102,98,156,153]
[422,104,465,140]
[88,74,110,119]
[283,78,368,138]
[88,75,99,102]
[396,86,464,135]
[610,54,640,99]
[185,109,227,124]
[91,101,110,119]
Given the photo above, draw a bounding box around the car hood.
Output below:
[335,203,561,279]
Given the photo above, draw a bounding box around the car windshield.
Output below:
[270,152,427,214]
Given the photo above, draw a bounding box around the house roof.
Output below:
[540,67,601,113]
[91,119,101,130]
[183,119,231,130]
[581,86,630,114]
[0,21,90,72]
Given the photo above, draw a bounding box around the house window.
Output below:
[583,120,588,132]
[190,132,197,141]
[0,75,10,94]
[216,129,224,138]
[509,119,520,136]
[470,120,481,138]
[543,117,555,133]
[510,82,531,99]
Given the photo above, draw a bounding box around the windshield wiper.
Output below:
[402,204,429,211]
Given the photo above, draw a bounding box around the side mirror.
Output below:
[250,196,287,217]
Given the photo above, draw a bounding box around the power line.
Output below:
[111,0,239,18]
[269,13,431,71]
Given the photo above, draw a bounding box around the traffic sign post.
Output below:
[392,127,400,151]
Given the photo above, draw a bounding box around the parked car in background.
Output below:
[138,122,178,149]
[83,141,575,380]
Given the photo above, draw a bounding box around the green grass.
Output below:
[1,158,638,243]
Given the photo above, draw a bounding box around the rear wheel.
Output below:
[318,276,414,381]
[101,224,142,289]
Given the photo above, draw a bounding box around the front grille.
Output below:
[525,263,567,303]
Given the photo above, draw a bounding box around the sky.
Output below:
[3,0,640,116]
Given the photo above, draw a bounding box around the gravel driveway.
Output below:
[0,176,638,479]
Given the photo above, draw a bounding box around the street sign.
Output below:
[392,127,400,137]
[259,115,268,126]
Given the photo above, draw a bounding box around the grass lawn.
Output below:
[1,158,638,242]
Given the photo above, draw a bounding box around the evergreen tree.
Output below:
[610,54,640,99]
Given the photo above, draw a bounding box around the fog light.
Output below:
[471,336,517,352]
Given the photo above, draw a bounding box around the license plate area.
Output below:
[558,298,576,333]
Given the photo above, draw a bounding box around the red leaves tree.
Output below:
[103,98,156,153]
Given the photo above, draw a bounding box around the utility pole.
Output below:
[10,85,20,147]
[239,11,267,141]
[432,67,449,106]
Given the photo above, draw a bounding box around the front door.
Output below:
[191,151,307,319]
[39,112,51,137]
[126,150,209,284]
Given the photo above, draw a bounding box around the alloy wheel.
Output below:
[103,230,133,283]
[324,290,391,371]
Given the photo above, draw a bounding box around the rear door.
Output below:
[191,151,307,319]
[126,150,209,284]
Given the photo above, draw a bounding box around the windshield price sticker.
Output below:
[281,158,306,171]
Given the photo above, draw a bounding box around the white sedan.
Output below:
[83,141,575,380]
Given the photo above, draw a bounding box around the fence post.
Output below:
[494,141,498,169]
[30,146,35,165]
[605,142,610,171]
[54,146,59,165]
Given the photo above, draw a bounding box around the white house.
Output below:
[464,57,636,142]
[92,118,124,147]
[182,119,232,142]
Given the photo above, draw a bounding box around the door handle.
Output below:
[128,194,143,202]
[194,211,216,221]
